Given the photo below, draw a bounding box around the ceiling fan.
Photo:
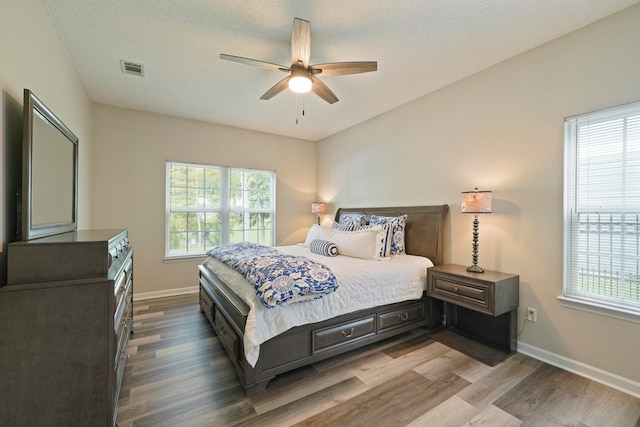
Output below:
[220,18,377,104]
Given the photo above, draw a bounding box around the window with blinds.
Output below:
[564,100,640,317]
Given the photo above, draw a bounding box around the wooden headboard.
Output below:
[335,205,449,265]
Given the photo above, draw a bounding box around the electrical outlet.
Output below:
[526,307,537,322]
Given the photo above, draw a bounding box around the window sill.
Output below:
[557,296,640,324]
[164,254,207,263]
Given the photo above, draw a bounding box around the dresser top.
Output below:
[10,229,127,245]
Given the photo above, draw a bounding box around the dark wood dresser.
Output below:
[0,229,133,427]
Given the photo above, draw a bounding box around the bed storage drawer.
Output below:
[215,309,239,361]
[378,302,425,331]
[313,316,375,352]
[200,288,214,326]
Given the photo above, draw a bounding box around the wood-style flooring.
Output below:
[117,294,640,427]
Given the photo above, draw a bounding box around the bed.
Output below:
[198,205,448,395]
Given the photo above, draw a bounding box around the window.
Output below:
[563,101,640,317]
[165,162,275,258]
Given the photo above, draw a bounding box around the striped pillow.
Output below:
[310,239,339,257]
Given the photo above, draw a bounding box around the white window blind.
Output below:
[564,100,640,316]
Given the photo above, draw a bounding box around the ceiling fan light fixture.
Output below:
[288,75,312,93]
[220,18,376,103]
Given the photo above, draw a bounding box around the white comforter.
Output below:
[202,244,433,367]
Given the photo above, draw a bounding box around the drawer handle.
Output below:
[219,325,226,334]
[398,312,409,321]
[454,286,459,293]
[342,328,354,339]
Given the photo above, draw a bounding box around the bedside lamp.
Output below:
[311,202,327,225]
[461,188,492,273]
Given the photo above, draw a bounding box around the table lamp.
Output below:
[461,188,492,273]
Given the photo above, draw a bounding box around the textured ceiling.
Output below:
[39,0,639,141]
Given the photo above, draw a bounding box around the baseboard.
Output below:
[518,341,640,399]
[133,286,199,301]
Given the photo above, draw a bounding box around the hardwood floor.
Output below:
[117,294,640,427]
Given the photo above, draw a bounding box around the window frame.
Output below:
[561,100,640,323]
[165,161,276,259]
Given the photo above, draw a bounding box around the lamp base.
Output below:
[466,264,484,273]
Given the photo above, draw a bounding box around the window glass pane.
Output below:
[170,165,187,187]
[186,166,204,190]
[204,169,220,208]
[170,187,186,209]
[229,212,244,243]
[247,171,273,209]
[229,170,244,209]
[168,212,187,253]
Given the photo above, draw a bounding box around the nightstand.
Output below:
[427,264,519,366]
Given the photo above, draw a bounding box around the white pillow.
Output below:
[329,225,387,261]
[303,224,335,247]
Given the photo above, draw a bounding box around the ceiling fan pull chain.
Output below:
[295,93,300,124]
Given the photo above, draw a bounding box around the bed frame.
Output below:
[198,205,449,395]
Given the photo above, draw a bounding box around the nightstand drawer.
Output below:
[431,276,489,308]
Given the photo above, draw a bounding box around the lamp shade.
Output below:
[461,189,492,213]
[311,202,327,214]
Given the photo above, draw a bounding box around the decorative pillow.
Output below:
[310,239,339,257]
[303,224,335,247]
[339,214,366,227]
[329,225,388,261]
[370,214,408,255]
[332,222,360,231]
[331,224,388,257]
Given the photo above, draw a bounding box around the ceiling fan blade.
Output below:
[291,18,311,67]
[310,61,377,76]
[260,76,291,100]
[310,75,338,104]
[220,54,289,72]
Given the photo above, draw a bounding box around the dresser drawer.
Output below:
[378,302,424,331]
[114,275,132,332]
[313,316,375,352]
[113,250,133,312]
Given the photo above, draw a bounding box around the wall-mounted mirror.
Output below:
[21,89,78,240]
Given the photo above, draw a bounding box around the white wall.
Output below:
[0,0,93,281]
[91,104,317,295]
[317,5,640,386]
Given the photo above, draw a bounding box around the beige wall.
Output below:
[91,104,316,295]
[0,0,93,280]
[317,5,640,385]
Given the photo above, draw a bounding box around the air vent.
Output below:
[120,60,144,77]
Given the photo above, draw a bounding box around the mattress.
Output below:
[203,244,433,366]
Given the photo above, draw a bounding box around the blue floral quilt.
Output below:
[207,242,338,308]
